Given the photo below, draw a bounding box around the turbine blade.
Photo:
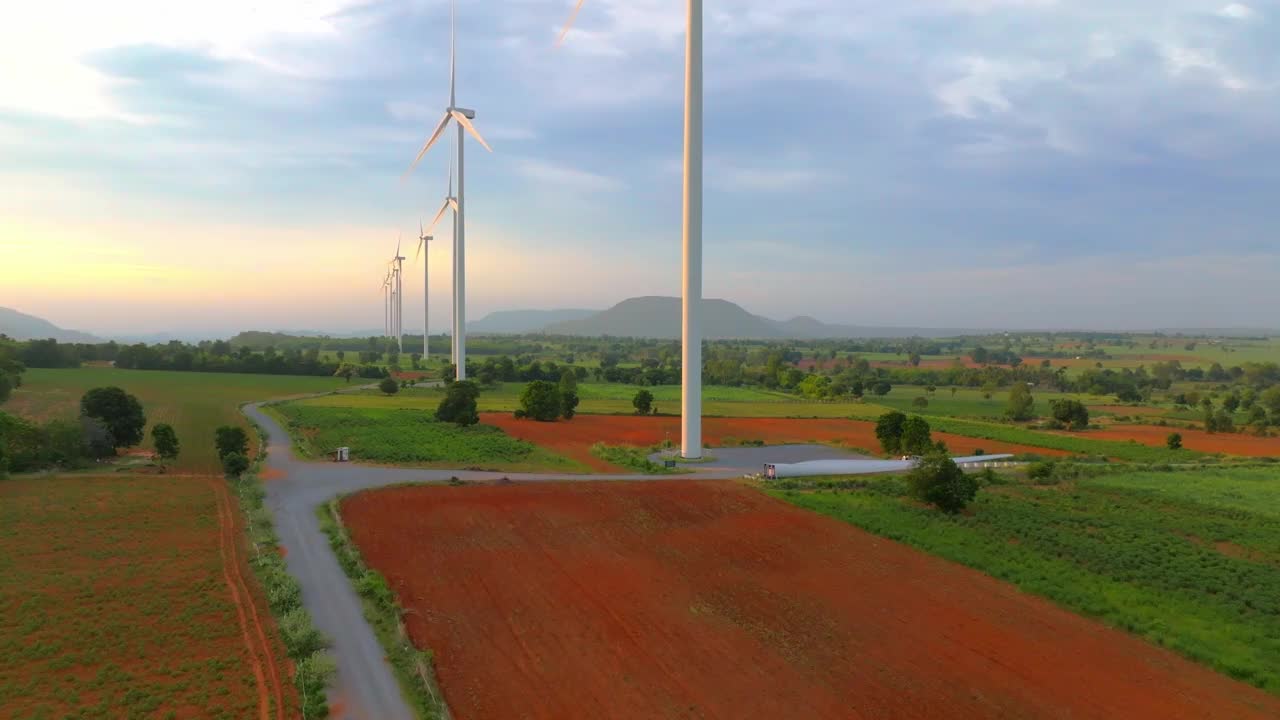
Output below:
[557,0,587,46]
[448,197,459,211]
[415,237,424,261]
[402,112,454,180]
[426,199,451,235]
[449,0,457,107]
[451,110,492,152]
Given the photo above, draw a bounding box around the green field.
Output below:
[770,466,1280,693]
[298,382,893,420]
[268,402,588,472]
[875,388,1113,420]
[6,368,347,472]
[922,416,1203,462]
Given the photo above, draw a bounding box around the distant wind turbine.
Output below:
[558,0,704,459]
[404,0,492,381]
[393,236,406,354]
[381,271,391,337]
[423,139,461,366]
[416,222,433,362]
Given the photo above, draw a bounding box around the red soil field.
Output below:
[481,412,1067,471]
[341,481,1280,720]
[1078,424,1280,457]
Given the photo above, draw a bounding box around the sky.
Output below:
[2,0,1278,336]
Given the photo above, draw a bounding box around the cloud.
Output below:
[1219,3,1255,20]
[515,159,624,192]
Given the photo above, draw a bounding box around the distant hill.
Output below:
[468,309,598,335]
[0,307,100,342]
[542,297,976,339]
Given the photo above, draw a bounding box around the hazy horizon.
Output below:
[4,1,1277,334]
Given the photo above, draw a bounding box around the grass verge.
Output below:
[236,415,335,719]
[589,443,676,474]
[317,497,448,720]
[923,415,1208,462]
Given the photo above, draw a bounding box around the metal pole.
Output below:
[681,0,703,459]
[455,122,467,381]
[423,238,430,362]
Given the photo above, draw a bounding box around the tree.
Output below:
[80,387,146,450]
[912,396,929,410]
[333,363,357,383]
[0,373,10,404]
[874,411,907,455]
[900,415,933,455]
[151,423,180,467]
[1166,432,1183,450]
[1049,399,1090,430]
[80,415,116,459]
[870,381,892,396]
[435,380,480,426]
[907,453,979,513]
[519,381,562,422]
[633,389,654,415]
[378,376,400,395]
[908,352,921,367]
[1005,383,1035,421]
[559,371,580,420]
[222,451,250,477]
[215,425,249,461]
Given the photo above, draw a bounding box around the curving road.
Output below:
[245,402,751,720]
[247,398,920,719]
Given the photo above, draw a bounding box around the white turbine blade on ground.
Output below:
[403,112,454,180]
[557,0,587,46]
[451,110,492,152]
[426,198,452,235]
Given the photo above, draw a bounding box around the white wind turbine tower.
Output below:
[392,238,406,353]
[559,0,704,459]
[423,140,460,366]
[381,271,391,337]
[404,0,492,381]
[415,222,434,361]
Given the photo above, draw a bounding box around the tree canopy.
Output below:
[80,387,146,450]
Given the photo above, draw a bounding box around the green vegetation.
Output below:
[435,380,479,426]
[271,402,586,472]
[589,443,675,474]
[923,416,1204,462]
[5,368,346,472]
[905,453,978,513]
[772,466,1280,693]
[379,376,400,395]
[233,425,333,718]
[319,498,446,720]
[150,422,180,465]
[632,388,654,415]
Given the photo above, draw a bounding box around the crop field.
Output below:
[300,383,894,420]
[6,368,346,472]
[1078,424,1280,457]
[773,467,1280,694]
[269,402,588,472]
[481,413,1068,471]
[874,388,1112,419]
[339,480,1280,719]
[0,475,295,719]
[923,416,1203,462]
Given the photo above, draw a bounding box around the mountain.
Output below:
[468,309,598,335]
[0,307,101,342]
[542,297,982,339]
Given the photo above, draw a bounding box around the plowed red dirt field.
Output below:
[481,413,1067,471]
[1075,424,1280,456]
[341,481,1280,720]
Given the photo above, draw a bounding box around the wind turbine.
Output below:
[381,271,391,337]
[392,237,406,354]
[403,0,492,381]
[423,139,460,366]
[416,222,433,362]
[559,1,704,459]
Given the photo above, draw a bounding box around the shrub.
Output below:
[519,381,562,422]
[1049,399,1090,430]
[901,416,933,455]
[632,389,654,415]
[151,423,180,465]
[436,380,480,426]
[906,454,979,513]
[1166,433,1183,450]
[221,451,250,477]
[875,411,907,455]
[80,386,146,450]
[1027,460,1058,484]
[215,425,250,460]
[379,377,400,395]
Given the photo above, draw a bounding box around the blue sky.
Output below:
[2,0,1278,335]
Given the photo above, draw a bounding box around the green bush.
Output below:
[435,380,480,426]
[519,381,562,422]
[906,454,979,513]
[379,377,400,395]
[221,451,249,477]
